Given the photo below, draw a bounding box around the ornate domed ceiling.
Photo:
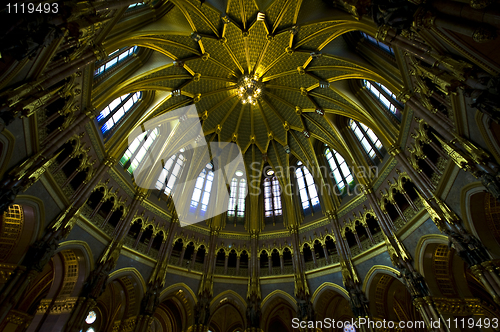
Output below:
[102,0,400,178]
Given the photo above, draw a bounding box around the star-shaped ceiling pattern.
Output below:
[108,0,398,183]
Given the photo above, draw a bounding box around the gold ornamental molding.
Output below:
[310,282,350,304]
[109,267,147,293]
[432,297,492,316]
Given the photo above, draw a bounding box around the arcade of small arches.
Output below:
[1,0,500,332]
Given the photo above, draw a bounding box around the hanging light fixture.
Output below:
[236,74,263,106]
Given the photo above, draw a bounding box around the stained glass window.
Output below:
[119,128,159,174]
[127,2,145,9]
[97,92,142,134]
[363,80,401,117]
[85,311,96,324]
[264,176,282,218]
[190,164,214,217]
[349,120,383,159]
[295,161,320,215]
[360,32,394,55]
[155,151,185,195]
[227,175,247,218]
[94,46,138,77]
[325,147,354,190]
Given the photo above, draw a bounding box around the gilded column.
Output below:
[134,219,178,332]
[328,212,373,332]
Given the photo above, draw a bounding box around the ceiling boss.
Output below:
[236,74,264,105]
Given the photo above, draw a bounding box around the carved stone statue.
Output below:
[481,173,500,200]
[141,287,160,316]
[297,300,315,321]
[468,89,500,123]
[371,0,417,30]
[348,286,369,318]
[246,299,261,328]
[397,266,429,299]
[194,296,210,326]
[448,231,490,267]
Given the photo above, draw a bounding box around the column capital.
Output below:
[375,25,396,43]
[104,156,117,167]
[388,145,402,156]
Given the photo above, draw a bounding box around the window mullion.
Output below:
[196,173,209,217]
[358,122,383,159]
[123,132,149,169]
[300,167,313,210]
[374,85,403,112]
[334,155,348,189]
[160,159,172,193]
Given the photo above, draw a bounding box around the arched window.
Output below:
[227,175,246,218]
[155,150,185,195]
[349,120,383,159]
[97,92,142,134]
[363,80,401,117]
[264,172,282,218]
[295,161,320,215]
[190,164,214,217]
[119,128,159,174]
[127,2,145,9]
[94,46,138,77]
[360,32,394,55]
[325,147,354,191]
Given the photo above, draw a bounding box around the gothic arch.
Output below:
[22,247,88,332]
[461,183,500,258]
[414,234,448,278]
[0,129,15,178]
[261,290,298,313]
[155,295,189,332]
[311,282,349,304]
[58,240,94,277]
[210,289,247,316]
[108,267,147,294]
[158,283,196,328]
[365,271,425,331]
[208,301,245,332]
[0,197,44,265]
[160,283,197,306]
[476,112,500,162]
[107,268,147,318]
[416,235,471,298]
[311,282,353,332]
[362,265,400,298]
[261,291,297,332]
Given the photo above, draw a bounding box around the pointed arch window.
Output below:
[119,128,159,174]
[264,176,282,218]
[360,32,394,55]
[263,172,282,218]
[190,164,214,217]
[227,176,246,218]
[325,147,354,190]
[363,80,401,118]
[349,120,383,159]
[295,161,320,215]
[155,150,186,195]
[97,92,142,134]
[94,46,138,77]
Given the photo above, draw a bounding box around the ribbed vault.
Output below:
[98,0,403,187]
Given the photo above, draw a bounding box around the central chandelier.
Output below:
[237,75,263,105]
